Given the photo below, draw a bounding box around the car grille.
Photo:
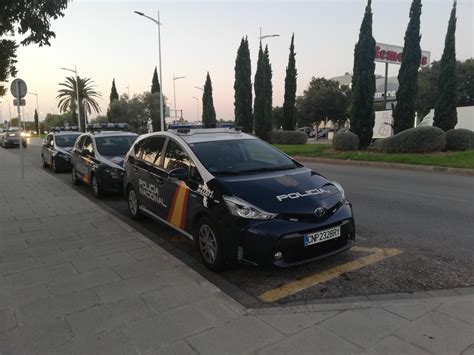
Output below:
[278,201,343,223]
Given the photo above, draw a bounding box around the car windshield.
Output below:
[95,135,137,156]
[190,138,297,175]
[55,134,80,147]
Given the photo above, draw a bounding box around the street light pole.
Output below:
[173,74,186,120]
[192,97,199,121]
[60,66,82,132]
[134,10,165,131]
[259,27,280,41]
[28,91,39,132]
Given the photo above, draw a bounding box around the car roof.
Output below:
[141,129,256,144]
[53,131,81,135]
[88,131,138,138]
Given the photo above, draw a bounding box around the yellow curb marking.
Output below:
[259,246,402,303]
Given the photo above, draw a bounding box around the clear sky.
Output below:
[2,0,473,123]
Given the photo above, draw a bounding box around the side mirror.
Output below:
[169,167,188,180]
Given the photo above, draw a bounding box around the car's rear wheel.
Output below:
[91,175,102,198]
[71,167,81,185]
[196,216,225,271]
[127,186,142,220]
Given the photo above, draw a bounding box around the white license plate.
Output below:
[304,226,341,247]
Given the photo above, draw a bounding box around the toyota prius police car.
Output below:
[124,126,355,271]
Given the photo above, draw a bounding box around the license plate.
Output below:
[304,226,341,247]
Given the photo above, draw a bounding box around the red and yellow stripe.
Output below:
[167,182,190,229]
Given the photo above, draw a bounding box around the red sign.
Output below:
[375,43,430,67]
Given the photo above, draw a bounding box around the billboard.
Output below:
[375,42,430,67]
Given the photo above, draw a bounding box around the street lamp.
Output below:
[173,74,186,120]
[60,66,82,132]
[192,96,199,121]
[134,10,165,131]
[259,27,280,41]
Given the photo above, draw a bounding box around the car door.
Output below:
[136,136,167,215]
[78,135,96,185]
[43,134,54,164]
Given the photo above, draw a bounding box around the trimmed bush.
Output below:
[373,138,385,151]
[332,131,359,151]
[472,131,474,148]
[269,130,307,145]
[446,129,472,151]
[378,126,446,153]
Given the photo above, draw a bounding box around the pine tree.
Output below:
[34,109,39,134]
[283,34,297,131]
[434,1,457,131]
[350,0,376,148]
[254,44,266,139]
[234,37,253,133]
[263,45,273,138]
[151,67,160,94]
[393,0,422,134]
[109,79,119,103]
[202,72,216,124]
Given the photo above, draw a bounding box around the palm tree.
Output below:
[56,76,102,127]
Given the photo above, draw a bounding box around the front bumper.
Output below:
[97,170,124,194]
[54,155,72,170]
[236,203,355,267]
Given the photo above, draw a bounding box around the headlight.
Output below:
[8,133,15,137]
[331,181,346,202]
[223,196,276,220]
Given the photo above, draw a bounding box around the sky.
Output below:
[1,0,473,124]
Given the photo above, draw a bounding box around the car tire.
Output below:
[52,158,59,173]
[71,167,81,185]
[195,216,226,271]
[126,186,142,220]
[91,174,102,198]
[42,155,48,168]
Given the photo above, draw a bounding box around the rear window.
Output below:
[95,135,137,156]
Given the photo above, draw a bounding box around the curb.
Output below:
[294,156,474,176]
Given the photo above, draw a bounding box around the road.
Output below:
[11,138,474,306]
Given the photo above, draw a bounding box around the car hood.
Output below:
[56,147,73,155]
[214,167,342,215]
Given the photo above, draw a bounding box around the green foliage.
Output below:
[110,79,119,103]
[151,67,160,94]
[254,44,273,140]
[90,115,108,124]
[333,131,360,151]
[446,129,472,151]
[0,0,69,96]
[457,59,474,107]
[297,78,350,127]
[269,130,307,145]
[283,34,297,131]
[393,0,422,134]
[434,1,458,131]
[377,126,446,153]
[350,0,376,148]
[202,72,216,124]
[234,37,253,133]
[42,112,74,131]
[34,109,39,134]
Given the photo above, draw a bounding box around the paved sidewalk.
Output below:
[0,148,473,355]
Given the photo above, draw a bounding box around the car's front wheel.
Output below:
[42,155,48,168]
[91,175,102,198]
[127,186,142,220]
[196,216,225,271]
[71,167,81,185]
[52,158,59,173]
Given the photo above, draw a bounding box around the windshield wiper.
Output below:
[212,170,243,176]
[238,165,296,174]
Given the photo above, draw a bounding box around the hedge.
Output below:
[269,130,307,145]
[332,131,359,151]
[446,129,472,151]
[376,126,446,153]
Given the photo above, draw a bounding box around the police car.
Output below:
[71,131,137,197]
[41,131,81,173]
[123,126,355,271]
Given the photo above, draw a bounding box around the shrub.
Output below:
[472,131,474,148]
[379,126,446,153]
[446,129,472,151]
[373,138,385,151]
[269,130,307,145]
[332,131,359,151]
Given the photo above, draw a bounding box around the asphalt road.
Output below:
[12,138,474,306]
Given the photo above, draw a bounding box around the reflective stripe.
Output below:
[167,182,189,229]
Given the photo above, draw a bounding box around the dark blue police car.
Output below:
[123,127,355,271]
[41,131,81,172]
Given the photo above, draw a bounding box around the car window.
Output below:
[75,135,86,151]
[83,136,95,156]
[133,138,148,159]
[55,134,80,147]
[141,136,166,164]
[163,140,192,172]
[95,135,137,156]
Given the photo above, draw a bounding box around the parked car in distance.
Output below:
[297,127,314,137]
[70,131,138,197]
[123,127,355,271]
[41,132,81,173]
[1,130,27,148]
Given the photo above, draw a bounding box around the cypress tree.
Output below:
[263,45,273,138]
[350,0,376,148]
[109,79,119,103]
[283,34,297,131]
[202,72,216,124]
[393,0,422,134]
[234,37,253,133]
[34,109,39,134]
[254,44,266,139]
[151,67,160,94]
[434,1,457,131]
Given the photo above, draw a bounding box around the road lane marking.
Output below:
[370,186,468,203]
[259,246,401,303]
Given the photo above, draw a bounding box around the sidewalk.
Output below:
[0,148,473,355]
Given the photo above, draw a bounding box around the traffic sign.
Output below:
[10,78,27,99]
[13,99,26,107]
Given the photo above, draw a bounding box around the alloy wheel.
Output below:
[199,224,218,264]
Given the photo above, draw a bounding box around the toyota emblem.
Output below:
[314,207,326,217]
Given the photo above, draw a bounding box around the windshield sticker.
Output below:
[276,188,331,202]
[139,179,167,208]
